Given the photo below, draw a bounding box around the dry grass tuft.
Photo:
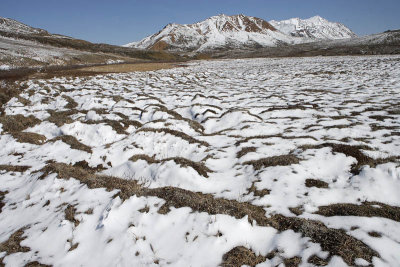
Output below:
[87,118,141,134]
[289,206,304,216]
[49,135,92,153]
[247,181,270,197]
[38,163,142,200]
[269,214,378,265]
[129,154,212,178]
[47,110,78,127]
[243,155,300,170]
[368,231,382,238]
[305,179,329,189]
[137,128,209,147]
[129,154,158,164]
[72,160,105,172]
[315,201,400,222]
[24,261,52,267]
[150,104,204,133]
[11,132,46,145]
[0,165,31,172]
[0,115,41,132]
[62,95,78,109]
[0,227,30,255]
[284,256,302,267]
[307,255,329,266]
[0,191,8,213]
[221,246,266,267]
[65,205,80,227]
[0,81,21,115]
[237,147,257,158]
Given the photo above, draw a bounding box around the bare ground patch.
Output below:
[129,154,212,178]
[137,128,209,147]
[62,95,78,109]
[86,119,142,135]
[221,246,266,267]
[0,191,8,213]
[24,261,52,267]
[47,110,78,127]
[11,132,47,145]
[237,147,257,158]
[0,227,30,262]
[65,204,80,227]
[243,155,300,170]
[48,135,92,153]
[305,179,329,189]
[0,165,31,172]
[0,115,41,132]
[315,202,400,222]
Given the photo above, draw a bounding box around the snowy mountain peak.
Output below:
[0,17,48,35]
[124,14,297,52]
[125,14,356,52]
[269,15,356,39]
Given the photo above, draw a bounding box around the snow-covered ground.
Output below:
[0,55,399,266]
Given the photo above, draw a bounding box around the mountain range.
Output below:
[0,14,399,70]
[125,14,357,52]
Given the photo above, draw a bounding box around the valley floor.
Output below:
[0,55,400,266]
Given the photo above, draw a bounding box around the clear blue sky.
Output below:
[1,0,400,45]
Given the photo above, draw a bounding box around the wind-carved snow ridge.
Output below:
[0,55,400,266]
[125,14,356,52]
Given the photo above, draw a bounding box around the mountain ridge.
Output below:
[269,15,356,39]
[0,17,49,35]
[125,14,304,52]
[125,14,356,52]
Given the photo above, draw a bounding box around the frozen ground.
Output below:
[0,55,400,266]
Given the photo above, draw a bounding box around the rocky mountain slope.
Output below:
[126,14,356,52]
[0,17,180,69]
[125,14,303,52]
[269,15,356,39]
[0,17,49,35]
